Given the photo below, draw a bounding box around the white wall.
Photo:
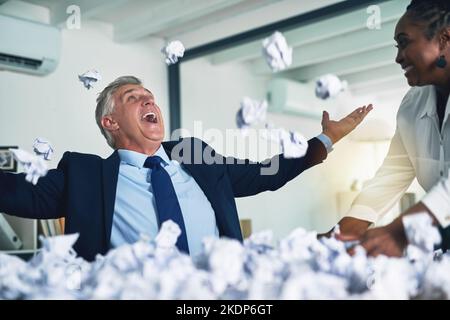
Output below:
[180,57,421,241]
[0,19,169,167]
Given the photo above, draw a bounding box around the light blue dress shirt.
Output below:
[110,145,219,256]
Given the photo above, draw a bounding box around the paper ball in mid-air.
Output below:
[78,70,102,90]
[161,40,185,65]
[315,74,348,100]
[9,148,48,185]
[33,137,54,161]
[262,31,293,72]
[236,97,267,134]
[262,125,309,159]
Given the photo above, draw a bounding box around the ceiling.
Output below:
[208,0,410,99]
[2,0,411,98]
[15,0,343,45]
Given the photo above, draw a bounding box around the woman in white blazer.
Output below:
[336,0,450,256]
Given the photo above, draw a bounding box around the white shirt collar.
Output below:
[418,86,450,122]
[419,86,437,119]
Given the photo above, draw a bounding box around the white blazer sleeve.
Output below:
[421,175,450,228]
[345,126,416,223]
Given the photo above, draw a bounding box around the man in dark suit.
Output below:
[0,76,372,261]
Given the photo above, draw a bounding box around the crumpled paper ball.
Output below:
[9,148,48,185]
[262,124,309,159]
[161,40,185,65]
[315,74,347,100]
[236,97,267,134]
[262,31,293,72]
[33,137,54,161]
[78,70,102,90]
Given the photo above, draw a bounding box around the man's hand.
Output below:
[322,105,373,144]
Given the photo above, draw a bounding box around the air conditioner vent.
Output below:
[0,53,43,70]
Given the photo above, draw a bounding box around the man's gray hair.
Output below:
[95,76,142,149]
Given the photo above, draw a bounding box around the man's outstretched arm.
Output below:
[225,105,373,197]
[0,154,67,220]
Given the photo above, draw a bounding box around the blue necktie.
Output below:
[144,156,190,254]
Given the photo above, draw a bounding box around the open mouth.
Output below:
[403,65,413,76]
[142,112,158,123]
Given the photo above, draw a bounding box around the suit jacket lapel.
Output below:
[162,140,227,237]
[181,163,226,235]
[102,150,120,250]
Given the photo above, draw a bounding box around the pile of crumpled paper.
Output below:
[0,216,449,300]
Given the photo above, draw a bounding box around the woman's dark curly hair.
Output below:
[406,0,450,39]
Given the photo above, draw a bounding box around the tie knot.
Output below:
[144,156,163,169]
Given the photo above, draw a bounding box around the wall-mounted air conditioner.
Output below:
[267,78,323,119]
[0,14,61,76]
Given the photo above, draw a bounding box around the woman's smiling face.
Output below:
[394,13,446,87]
